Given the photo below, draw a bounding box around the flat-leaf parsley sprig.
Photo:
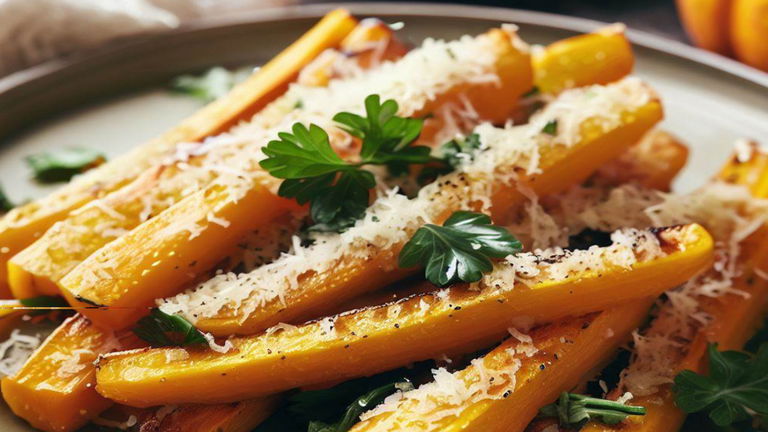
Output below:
[260,94,437,232]
[133,308,207,348]
[673,342,768,428]
[398,211,522,286]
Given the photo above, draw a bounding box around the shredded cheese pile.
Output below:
[0,329,41,377]
[507,165,768,396]
[159,78,656,323]
[76,32,503,253]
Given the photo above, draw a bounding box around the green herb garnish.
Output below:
[542,120,558,135]
[133,309,207,347]
[26,147,105,183]
[523,86,541,98]
[398,210,522,286]
[417,133,482,185]
[171,66,253,103]
[260,94,435,232]
[539,392,646,428]
[674,343,768,428]
[308,381,413,432]
[19,296,69,308]
[0,185,13,212]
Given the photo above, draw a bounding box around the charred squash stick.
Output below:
[8,17,400,300]
[0,9,356,300]
[582,142,768,432]
[533,24,634,94]
[1,315,142,432]
[0,218,299,432]
[93,224,712,406]
[59,28,534,330]
[349,302,654,432]
[166,78,663,337]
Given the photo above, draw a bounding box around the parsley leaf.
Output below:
[133,309,207,347]
[26,147,105,183]
[539,392,646,428]
[171,66,252,103]
[19,296,69,308]
[261,123,354,179]
[333,94,428,168]
[261,94,438,232]
[398,211,522,286]
[542,119,558,135]
[418,133,483,185]
[0,185,13,212]
[308,381,413,432]
[254,371,414,432]
[306,170,376,232]
[674,343,768,427]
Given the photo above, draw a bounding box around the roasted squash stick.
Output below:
[60,28,535,330]
[349,303,654,432]
[0,218,300,432]
[7,18,406,300]
[0,9,357,299]
[151,78,663,337]
[1,315,143,432]
[94,224,712,406]
[582,142,768,432]
[533,24,634,94]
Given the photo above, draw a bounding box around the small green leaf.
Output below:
[261,94,433,233]
[418,133,483,185]
[19,296,69,308]
[308,170,375,233]
[522,86,540,98]
[334,94,428,169]
[673,343,768,428]
[133,309,207,347]
[539,392,646,428]
[26,147,105,183]
[170,66,252,103]
[0,185,14,212]
[261,123,352,179]
[399,211,522,286]
[306,381,413,432]
[542,120,558,135]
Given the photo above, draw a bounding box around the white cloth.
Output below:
[0,0,289,77]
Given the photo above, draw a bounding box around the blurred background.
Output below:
[1,0,766,79]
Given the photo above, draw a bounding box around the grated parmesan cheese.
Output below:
[0,330,41,377]
[160,78,657,323]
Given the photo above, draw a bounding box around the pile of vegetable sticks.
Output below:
[0,10,765,432]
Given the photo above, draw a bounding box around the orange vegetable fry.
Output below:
[0,9,356,300]
[533,24,634,94]
[350,302,654,432]
[8,14,389,301]
[1,315,142,432]
[93,224,712,407]
[59,28,534,330]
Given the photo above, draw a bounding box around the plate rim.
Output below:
[1,1,767,97]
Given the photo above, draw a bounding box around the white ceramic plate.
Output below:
[0,4,766,430]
